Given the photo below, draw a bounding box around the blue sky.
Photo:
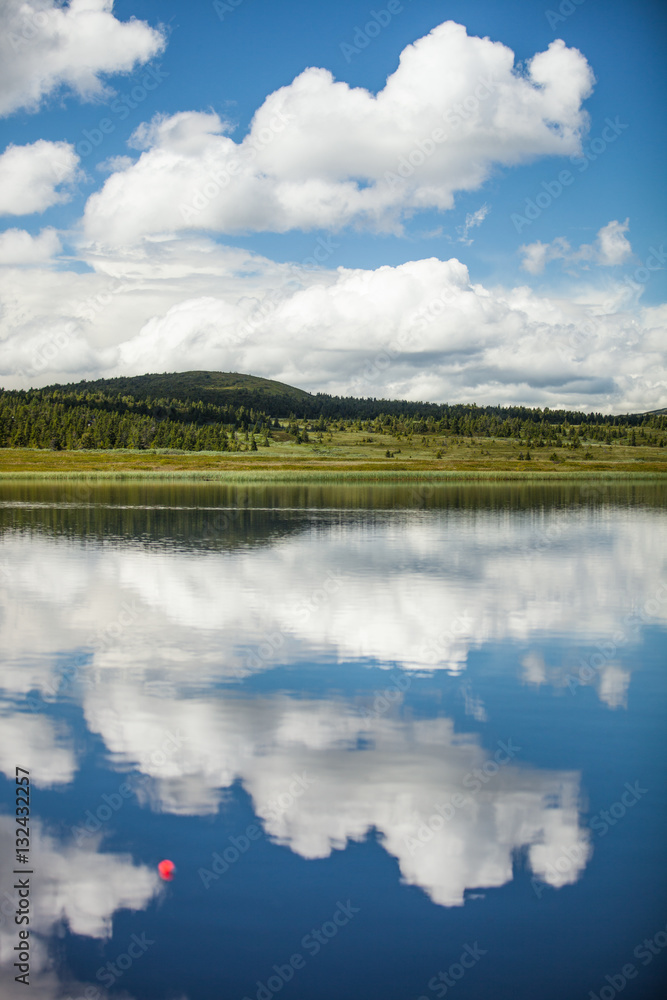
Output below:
[0,0,664,410]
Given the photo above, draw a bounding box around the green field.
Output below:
[1,424,665,481]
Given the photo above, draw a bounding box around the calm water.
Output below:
[0,481,665,1000]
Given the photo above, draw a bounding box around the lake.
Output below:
[0,480,665,1000]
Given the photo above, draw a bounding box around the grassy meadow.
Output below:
[1,420,665,480]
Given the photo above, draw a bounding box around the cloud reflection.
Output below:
[80,683,589,906]
[0,815,160,996]
[0,508,664,694]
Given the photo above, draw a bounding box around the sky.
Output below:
[0,0,665,412]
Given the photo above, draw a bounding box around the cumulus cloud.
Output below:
[520,219,633,274]
[83,22,594,242]
[0,140,79,216]
[1,244,665,410]
[0,0,166,117]
[108,256,667,411]
[0,227,61,264]
[596,218,633,266]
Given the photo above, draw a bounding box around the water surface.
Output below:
[0,482,665,999]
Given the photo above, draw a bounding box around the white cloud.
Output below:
[0,0,166,117]
[1,245,665,411]
[520,218,633,274]
[96,154,134,173]
[0,140,79,215]
[0,227,61,264]
[520,236,570,274]
[83,22,594,242]
[596,218,633,266]
[111,256,667,411]
[456,204,489,244]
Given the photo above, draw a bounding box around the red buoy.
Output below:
[158,859,175,880]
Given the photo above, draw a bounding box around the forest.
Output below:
[0,382,665,453]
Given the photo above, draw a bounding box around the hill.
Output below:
[1,370,665,462]
[51,371,313,416]
[37,370,661,425]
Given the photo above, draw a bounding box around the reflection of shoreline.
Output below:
[0,505,664,686]
[0,480,664,551]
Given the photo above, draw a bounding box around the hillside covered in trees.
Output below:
[0,371,665,453]
[37,370,664,425]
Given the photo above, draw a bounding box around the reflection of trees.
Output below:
[0,492,664,691]
[0,480,662,553]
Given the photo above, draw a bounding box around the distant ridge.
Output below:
[3,370,665,453]
[33,370,661,423]
[46,371,313,415]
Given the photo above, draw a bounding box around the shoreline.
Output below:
[0,448,665,483]
[1,469,665,483]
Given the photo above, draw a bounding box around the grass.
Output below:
[1,428,665,481]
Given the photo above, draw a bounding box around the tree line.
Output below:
[0,388,276,451]
[0,386,664,452]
